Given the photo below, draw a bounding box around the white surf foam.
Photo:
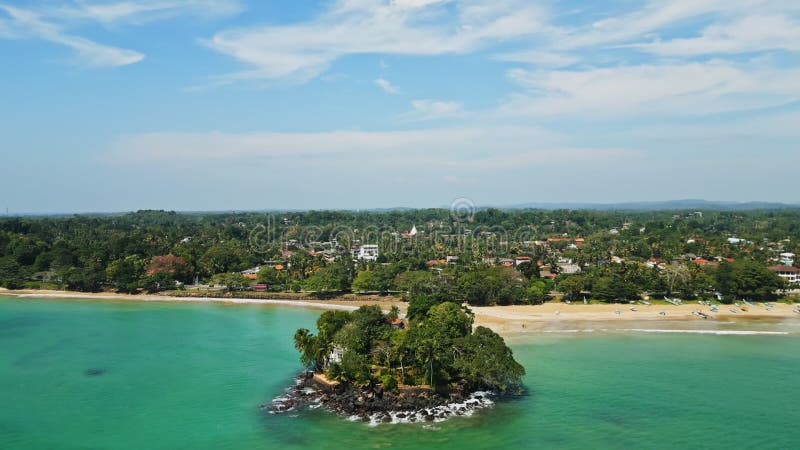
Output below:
[542,329,596,334]
[365,391,495,426]
[621,328,789,336]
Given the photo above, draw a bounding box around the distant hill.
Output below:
[5,199,800,217]
[500,199,800,211]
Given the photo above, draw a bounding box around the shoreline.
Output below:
[2,289,798,338]
[0,289,364,311]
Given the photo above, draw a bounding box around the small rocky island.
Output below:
[268,302,525,423]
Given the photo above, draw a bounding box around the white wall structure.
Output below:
[357,245,379,261]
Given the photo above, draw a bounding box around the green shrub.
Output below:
[380,374,398,392]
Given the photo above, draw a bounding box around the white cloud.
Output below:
[611,109,800,142]
[632,15,800,56]
[487,1,800,122]
[51,33,144,67]
[374,77,400,94]
[390,0,451,10]
[105,126,633,171]
[405,99,464,120]
[46,1,243,25]
[555,0,773,50]
[491,50,578,68]
[202,0,548,83]
[501,61,800,117]
[0,4,143,67]
[500,0,800,71]
[0,1,242,67]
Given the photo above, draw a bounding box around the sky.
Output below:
[0,0,798,213]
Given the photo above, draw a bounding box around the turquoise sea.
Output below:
[1,296,799,449]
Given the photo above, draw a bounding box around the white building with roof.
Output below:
[769,266,799,284]
[356,245,379,261]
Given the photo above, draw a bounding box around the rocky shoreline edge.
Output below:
[263,372,495,425]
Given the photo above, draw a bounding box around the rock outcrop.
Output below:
[264,372,495,424]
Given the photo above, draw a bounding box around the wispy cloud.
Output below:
[52,0,243,25]
[631,14,800,56]
[491,50,578,68]
[551,0,782,50]
[105,126,632,171]
[0,3,143,67]
[0,1,242,67]
[501,61,800,118]
[202,0,548,84]
[374,77,400,94]
[404,99,464,121]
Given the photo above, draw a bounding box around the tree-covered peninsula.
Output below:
[283,303,525,421]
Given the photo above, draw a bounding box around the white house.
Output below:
[780,252,795,266]
[356,245,379,261]
[558,263,582,274]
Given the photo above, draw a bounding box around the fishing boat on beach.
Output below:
[664,297,682,306]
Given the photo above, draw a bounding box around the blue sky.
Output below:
[1,0,798,213]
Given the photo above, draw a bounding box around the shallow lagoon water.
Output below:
[1,296,799,449]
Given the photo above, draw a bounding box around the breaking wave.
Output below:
[621,329,789,335]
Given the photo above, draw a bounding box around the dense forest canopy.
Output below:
[1,208,798,303]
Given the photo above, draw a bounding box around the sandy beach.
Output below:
[470,302,799,336]
[3,289,798,337]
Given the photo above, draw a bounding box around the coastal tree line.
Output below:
[0,209,797,303]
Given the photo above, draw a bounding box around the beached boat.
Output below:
[658,311,666,316]
[664,297,681,306]
[730,308,739,314]
[640,300,651,306]
[614,309,621,315]
[630,307,637,311]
